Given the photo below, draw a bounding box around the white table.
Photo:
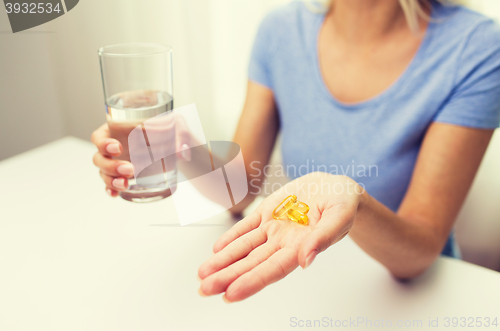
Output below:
[1,137,499,331]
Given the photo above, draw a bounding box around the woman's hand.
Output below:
[91,123,132,197]
[90,115,193,197]
[198,172,367,302]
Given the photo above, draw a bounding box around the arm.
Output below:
[229,81,279,214]
[197,123,494,302]
[169,81,279,214]
[349,123,494,278]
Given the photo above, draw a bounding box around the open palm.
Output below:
[198,173,365,302]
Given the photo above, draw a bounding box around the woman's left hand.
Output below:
[197,172,367,302]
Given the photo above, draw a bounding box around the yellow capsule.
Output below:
[294,201,309,214]
[272,195,297,220]
[272,195,310,225]
[287,208,309,225]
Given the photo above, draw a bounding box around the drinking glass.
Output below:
[98,43,176,203]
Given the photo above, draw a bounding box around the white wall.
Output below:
[0,12,65,160]
[0,0,288,161]
[455,131,500,270]
[467,0,500,15]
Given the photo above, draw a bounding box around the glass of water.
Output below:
[98,43,176,203]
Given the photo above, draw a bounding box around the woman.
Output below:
[91,0,500,303]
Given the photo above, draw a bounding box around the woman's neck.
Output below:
[327,0,410,44]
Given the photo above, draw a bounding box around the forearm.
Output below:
[349,191,443,279]
[349,125,493,279]
[176,139,270,217]
[228,82,279,215]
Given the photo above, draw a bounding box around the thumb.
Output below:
[298,205,355,269]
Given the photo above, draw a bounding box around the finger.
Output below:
[91,123,123,157]
[212,212,262,254]
[199,242,279,296]
[93,153,134,178]
[198,227,267,279]
[298,205,355,269]
[100,171,129,191]
[224,246,298,302]
[105,186,119,197]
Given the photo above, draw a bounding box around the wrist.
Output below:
[357,185,371,215]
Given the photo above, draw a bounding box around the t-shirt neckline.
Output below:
[311,2,438,110]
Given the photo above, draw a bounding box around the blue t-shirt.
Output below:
[248,1,500,258]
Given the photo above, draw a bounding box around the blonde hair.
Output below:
[304,0,462,33]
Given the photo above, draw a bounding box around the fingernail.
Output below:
[304,250,317,269]
[222,295,232,304]
[198,288,207,297]
[181,144,191,161]
[117,163,134,176]
[106,189,113,197]
[112,178,126,190]
[106,143,120,154]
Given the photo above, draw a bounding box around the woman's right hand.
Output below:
[91,123,135,197]
[91,115,194,197]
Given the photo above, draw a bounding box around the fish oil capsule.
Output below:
[287,208,309,225]
[272,195,298,220]
[272,195,309,225]
[293,201,309,214]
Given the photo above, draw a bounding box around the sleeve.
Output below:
[434,20,500,129]
[248,11,278,90]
